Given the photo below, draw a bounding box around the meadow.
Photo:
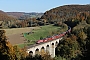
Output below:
[21,25,68,47]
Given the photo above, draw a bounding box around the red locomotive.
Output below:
[36,26,71,44]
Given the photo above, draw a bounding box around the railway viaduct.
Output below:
[26,37,63,58]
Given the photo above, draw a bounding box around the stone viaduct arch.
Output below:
[27,37,62,58]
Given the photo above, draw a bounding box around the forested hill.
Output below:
[41,5,90,23]
[0,10,19,28]
[0,10,17,21]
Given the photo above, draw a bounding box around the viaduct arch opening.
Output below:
[55,41,58,46]
[52,43,54,48]
[29,51,33,56]
[35,48,39,55]
[46,45,50,53]
[41,47,45,55]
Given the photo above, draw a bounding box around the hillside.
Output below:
[6,12,24,18]
[41,5,90,23]
[0,10,19,28]
[0,10,16,21]
[0,11,44,28]
[6,12,43,19]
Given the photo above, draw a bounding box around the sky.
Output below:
[0,0,90,13]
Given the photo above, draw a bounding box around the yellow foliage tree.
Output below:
[0,30,27,60]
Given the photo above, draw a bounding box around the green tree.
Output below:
[55,35,81,60]
[77,31,87,48]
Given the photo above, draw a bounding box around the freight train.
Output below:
[36,26,71,44]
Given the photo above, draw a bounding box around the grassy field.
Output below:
[23,25,65,44]
[17,42,35,48]
[0,27,37,36]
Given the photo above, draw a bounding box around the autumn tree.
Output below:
[0,30,28,60]
[0,30,15,60]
